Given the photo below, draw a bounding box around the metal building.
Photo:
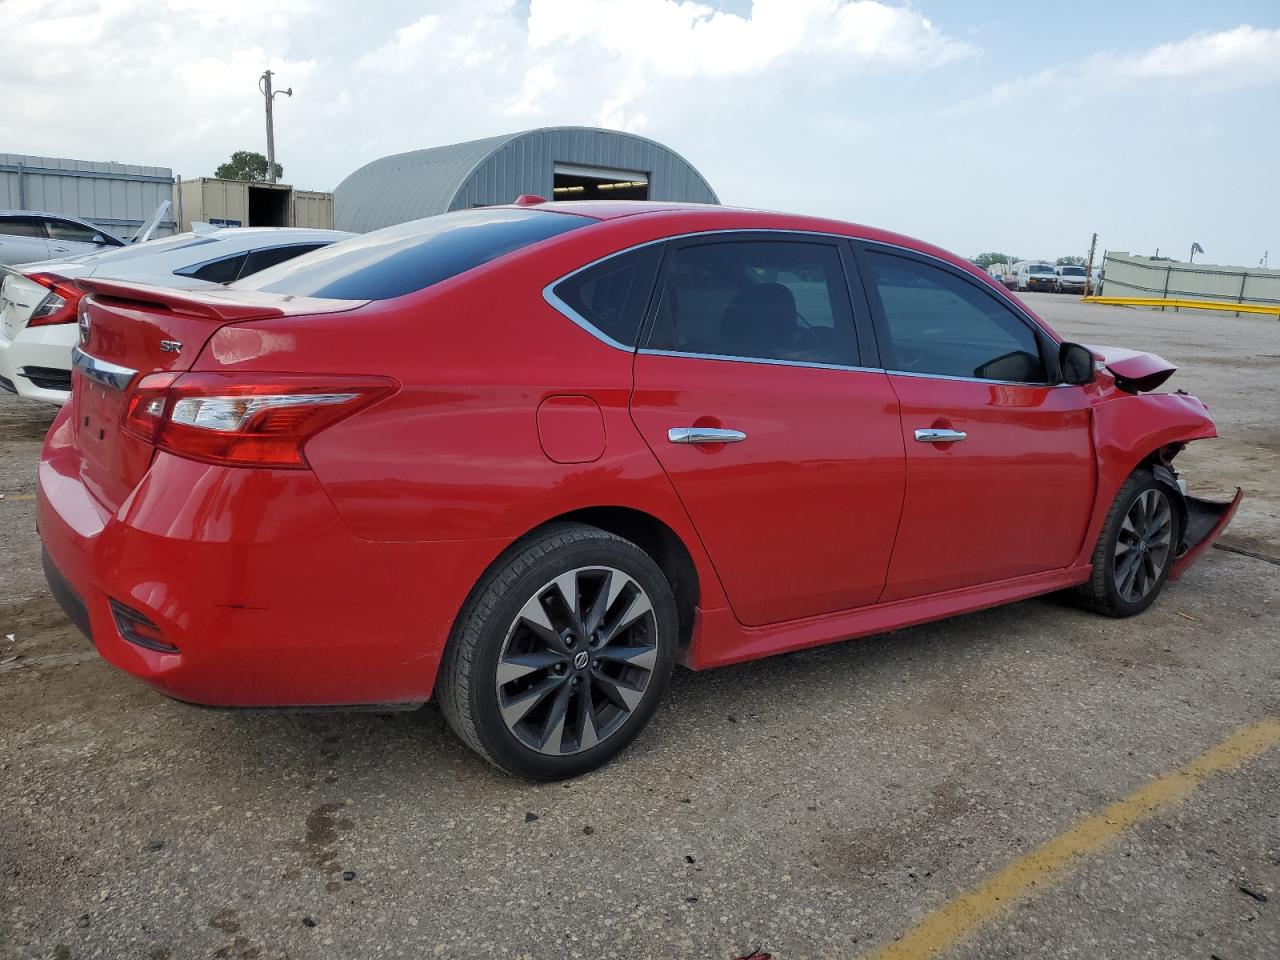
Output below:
[0,153,178,237]
[334,126,719,233]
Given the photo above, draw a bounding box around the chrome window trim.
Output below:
[637,348,878,374]
[541,227,1065,383]
[883,368,1072,389]
[540,236,669,353]
[71,345,136,390]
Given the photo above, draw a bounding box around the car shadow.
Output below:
[201,592,1083,801]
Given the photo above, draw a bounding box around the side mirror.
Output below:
[91,234,107,245]
[1059,342,1095,386]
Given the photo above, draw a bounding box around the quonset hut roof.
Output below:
[334,126,719,233]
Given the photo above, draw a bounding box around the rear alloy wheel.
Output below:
[438,524,678,779]
[1077,469,1181,617]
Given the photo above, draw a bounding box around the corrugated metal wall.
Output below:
[454,127,718,213]
[334,127,718,233]
[1101,252,1280,308]
[0,153,177,237]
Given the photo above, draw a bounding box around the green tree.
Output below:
[973,252,1019,268]
[1055,255,1085,266]
[214,150,283,182]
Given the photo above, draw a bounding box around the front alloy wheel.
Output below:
[1113,488,1173,603]
[1077,468,1182,617]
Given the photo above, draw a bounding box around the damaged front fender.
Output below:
[1088,391,1241,578]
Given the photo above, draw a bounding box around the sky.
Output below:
[1,0,1277,265]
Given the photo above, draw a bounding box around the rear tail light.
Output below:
[25,273,84,327]
[121,372,395,468]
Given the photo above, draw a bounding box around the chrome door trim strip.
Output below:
[637,347,878,374]
[884,368,1072,389]
[71,346,136,390]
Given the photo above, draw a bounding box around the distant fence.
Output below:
[1099,252,1280,314]
[0,153,178,237]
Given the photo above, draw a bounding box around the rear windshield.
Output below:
[233,208,593,300]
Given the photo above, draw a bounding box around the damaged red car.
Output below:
[37,201,1241,779]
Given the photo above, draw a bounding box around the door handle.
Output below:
[51,245,69,252]
[914,428,967,443]
[668,427,747,445]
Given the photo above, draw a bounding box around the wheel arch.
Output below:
[543,506,701,650]
[1082,392,1218,565]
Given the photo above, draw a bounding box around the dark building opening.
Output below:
[247,185,290,226]
[552,163,649,202]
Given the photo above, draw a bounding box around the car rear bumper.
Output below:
[37,409,507,707]
[0,323,73,405]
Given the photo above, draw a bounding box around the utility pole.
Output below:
[1083,232,1098,298]
[259,70,292,183]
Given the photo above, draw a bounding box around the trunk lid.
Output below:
[71,279,364,509]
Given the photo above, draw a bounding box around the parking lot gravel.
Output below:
[1,294,1276,960]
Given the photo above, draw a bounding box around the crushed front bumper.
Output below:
[1169,488,1243,581]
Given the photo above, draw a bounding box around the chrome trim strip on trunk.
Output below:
[70,346,137,390]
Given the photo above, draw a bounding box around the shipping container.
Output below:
[292,190,335,229]
[177,178,333,231]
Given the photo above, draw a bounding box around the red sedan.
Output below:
[37,201,1240,779]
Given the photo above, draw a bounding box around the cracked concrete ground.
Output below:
[1,293,1276,960]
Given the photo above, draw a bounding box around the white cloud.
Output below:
[966,24,1280,113]
[1118,24,1280,81]
[0,3,1274,265]
[526,0,972,78]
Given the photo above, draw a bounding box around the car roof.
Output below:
[497,200,985,279]
[0,209,99,222]
[16,227,351,277]
[192,226,352,238]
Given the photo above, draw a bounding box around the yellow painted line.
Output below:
[0,493,35,502]
[1083,296,1280,317]
[861,716,1280,960]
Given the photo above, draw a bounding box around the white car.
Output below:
[0,210,128,266]
[0,226,352,404]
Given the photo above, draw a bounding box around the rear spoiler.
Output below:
[77,278,367,322]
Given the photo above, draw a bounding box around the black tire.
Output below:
[438,523,679,780]
[1076,468,1182,617]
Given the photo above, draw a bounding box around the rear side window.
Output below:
[646,239,858,366]
[179,253,249,284]
[550,244,662,347]
[234,209,593,300]
[241,243,328,278]
[865,251,1047,383]
[45,218,99,243]
[0,217,43,238]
